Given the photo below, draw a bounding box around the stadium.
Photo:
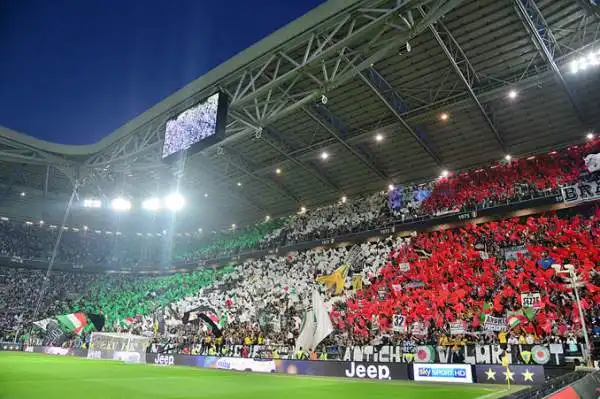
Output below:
[1,0,600,398]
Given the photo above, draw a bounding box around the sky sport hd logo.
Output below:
[418,367,467,378]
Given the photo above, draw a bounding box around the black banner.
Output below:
[474,364,545,386]
[342,343,583,366]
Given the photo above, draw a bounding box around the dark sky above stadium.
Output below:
[0,0,326,145]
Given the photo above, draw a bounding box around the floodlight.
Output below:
[388,184,395,191]
[321,151,329,160]
[111,197,131,211]
[341,196,347,203]
[275,168,282,175]
[505,154,512,161]
[142,198,161,211]
[586,132,594,140]
[375,133,384,142]
[164,193,185,211]
[441,169,449,178]
[83,199,102,208]
[508,90,518,99]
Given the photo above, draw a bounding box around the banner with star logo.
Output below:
[474,365,545,385]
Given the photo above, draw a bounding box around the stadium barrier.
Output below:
[0,342,21,351]
[18,346,554,385]
[146,353,410,380]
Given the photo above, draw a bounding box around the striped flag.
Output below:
[56,313,89,335]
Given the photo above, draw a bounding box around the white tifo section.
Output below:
[89,332,152,364]
[413,363,474,384]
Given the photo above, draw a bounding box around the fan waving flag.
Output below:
[56,313,89,335]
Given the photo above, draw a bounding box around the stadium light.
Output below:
[20,192,26,197]
[320,151,329,160]
[237,182,242,187]
[375,133,384,142]
[569,49,600,73]
[439,112,449,121]
[275,168,282,175]
[507,90,518,100]
[111,197,131,211]
[83,225,88,231]
[300,206,307,214]
[142,198,161,211]
[388,184,395,191]
[265,215,270,221]
[231,223,236,229]
[505,154,512,161]
[586,132,594,140]
[440,169,449,178]
[164,193,185,211]
[204,193,208,198]
[83,199,102,208]
[39,220,44,225]
[341,195,347,203]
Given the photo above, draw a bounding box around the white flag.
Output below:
[295,309,315,352]
[311,289,334,349]
[584,153,600,172]
[295,288,333,351]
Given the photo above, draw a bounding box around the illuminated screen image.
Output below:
[162,92,227,160]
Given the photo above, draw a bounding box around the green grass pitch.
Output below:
[0,353,519,399]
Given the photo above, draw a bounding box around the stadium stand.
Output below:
[0,139,599,270]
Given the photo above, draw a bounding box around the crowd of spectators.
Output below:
[1,140,600,358]
[0,140,598,268]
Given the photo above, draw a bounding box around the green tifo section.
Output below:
[172,219,283,261]
[66,265,234,326]
[0,353,510,399]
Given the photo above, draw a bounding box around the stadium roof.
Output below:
[1,0,599,229]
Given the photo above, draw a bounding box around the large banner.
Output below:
[562,181,600,203]
[146,354,409,381]
[342,344,583,366]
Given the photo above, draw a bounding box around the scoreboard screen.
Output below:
[162,92,229,161]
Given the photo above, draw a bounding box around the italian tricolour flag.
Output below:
[56,313,89,335]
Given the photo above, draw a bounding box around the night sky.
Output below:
[0,0,326,145]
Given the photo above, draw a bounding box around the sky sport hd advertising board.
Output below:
[162,92,229,162]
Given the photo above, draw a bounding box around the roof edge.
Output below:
[1,0,364,157]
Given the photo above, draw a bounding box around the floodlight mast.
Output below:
[25,179,81,342]
[557,268,592,367]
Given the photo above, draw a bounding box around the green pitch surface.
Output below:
[0,353,515,399]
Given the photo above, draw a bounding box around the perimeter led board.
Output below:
[162,92,229,162]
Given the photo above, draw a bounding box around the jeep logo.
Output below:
[344,362,391,380]
[154,354,174,366]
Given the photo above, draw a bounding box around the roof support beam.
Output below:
[305,104,388,181]
[422,9,508,153]
[514,0,587,125]
[358,66,443,166]
[574,0,600,20]
[44,165,50,197]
